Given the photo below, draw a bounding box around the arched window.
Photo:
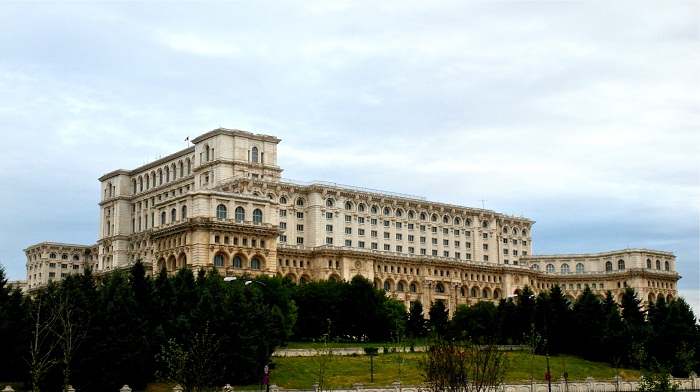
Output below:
[161,212,166,225]
[205,145,210,161]
[470,288,477,297]
[482,220,489,228]
[454,217,461,225]
[145,176,150,189]
[187,159,191,175]
[181,205,187,220]
[435,283,445,293]
[216,204,227,219]
[132,180,137,194]
[251,146,259,163]
[326,198,334,207]
[279,196,287,204]
[503,227,509,234]
[171,208,177,222]
[531,264,540,271]
[494,290,500,299]
[139,178,143,192]
[419,212,426,221]
[460,287,466,297]
[618,259,626,270]
[408,211,415,219]
[235,207,245,221]
[561,264,570,274]
[465,218,472,227]
[396,209,403,218]
[179,162,184,178]
[253,208,263,223]
[664,261,670,271]
[165,167,170,182]
[605,261,613,272]
[233,256,242,268]
[383,207,390,215]
[656,260,661,270]
[214,254,224,267]
[431,214,438,222]
[251,258,260,270]
[443,215,449,224]
[647,259,652,269]
[384,281,391,291]
[546,264,555,273]
[358,204,365,212]
[371,206,378,214]
[50,253,57,259]
[345,202,352,210]
[482,289,488,298]
[522,229,528,236]
[409,283,417,293]
[296,198,304,207]
[576,263,585,273]
[159,170,163,185]
[397,282,404,292]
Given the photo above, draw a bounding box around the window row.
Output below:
[646,258,671,271]
[129,158,194,195]
[215,205,263,222]
[212,253,263,270]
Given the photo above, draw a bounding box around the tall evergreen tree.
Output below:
[571,286,607,361]
[406,300,427,339]
[428,300,449,336]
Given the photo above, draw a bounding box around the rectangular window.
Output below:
[371,230,378,238]
[443,251,449,257]
[455,252,461,259]
[420,236,426,244]
[408,247,415,254]
[420,249,426,255]
[345,227,352,234]
[443,228,449,234]
[396,233,403,240]
[371,218,377,225]
[408,235,415,242]
[420,225,426,232]
[279,209,287,217]
[72,265,79,270]
[214,235,220,243]
[466,242,471,248]
[522,240,528,246]
[454,240,460,247]
[504,249,509,255]
[358,229,365,235]
[513,250,518,256]
[432,250,438,256]
[483,244,489,250]
[396,222,402,229]
[279,235,287,242]
[384,220,390,227]
[483,233,488,239]
[384,244,391,251]
[483,255,489,261]
[296,237,304,244]
[279,222,287,229]
[503,238,509,244]
[326,212,333,219]
[431,227,437,233]
[466,231,471,237]
[345,240,352,247]
[326,237,333,245]
[384,232,390,239]
[358,217,365,224]
[358,241,365,248]
[432,238,438,245]
[49,263,56,268]
[443,239,449,246]
[62,264,67,269]
[296,212,304,219]
[345,215,352,222]
[522,251,528,256]
[396,245,403,252]
[512,239,518,245]
[454,229,460,236]
[466,253,471,260]
[326,225,333,232]
[371,243,378,250]
[408,223,414,230]
[297,224,304,231]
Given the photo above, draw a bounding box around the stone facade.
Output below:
[25,128,680,312]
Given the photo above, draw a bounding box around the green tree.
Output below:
[406,300,427,339]
[450,302,498,341]
[428,301,449,336]
[570,286,606,361]
[0,265,27,381]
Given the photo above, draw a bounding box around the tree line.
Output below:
[1,263,698,391]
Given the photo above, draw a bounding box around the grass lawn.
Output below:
[234,350,640,390]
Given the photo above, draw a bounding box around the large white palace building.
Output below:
[24,128,680,312]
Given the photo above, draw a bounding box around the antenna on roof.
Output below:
[479,198,488,209]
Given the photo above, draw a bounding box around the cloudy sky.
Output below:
[1,2,698,311]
